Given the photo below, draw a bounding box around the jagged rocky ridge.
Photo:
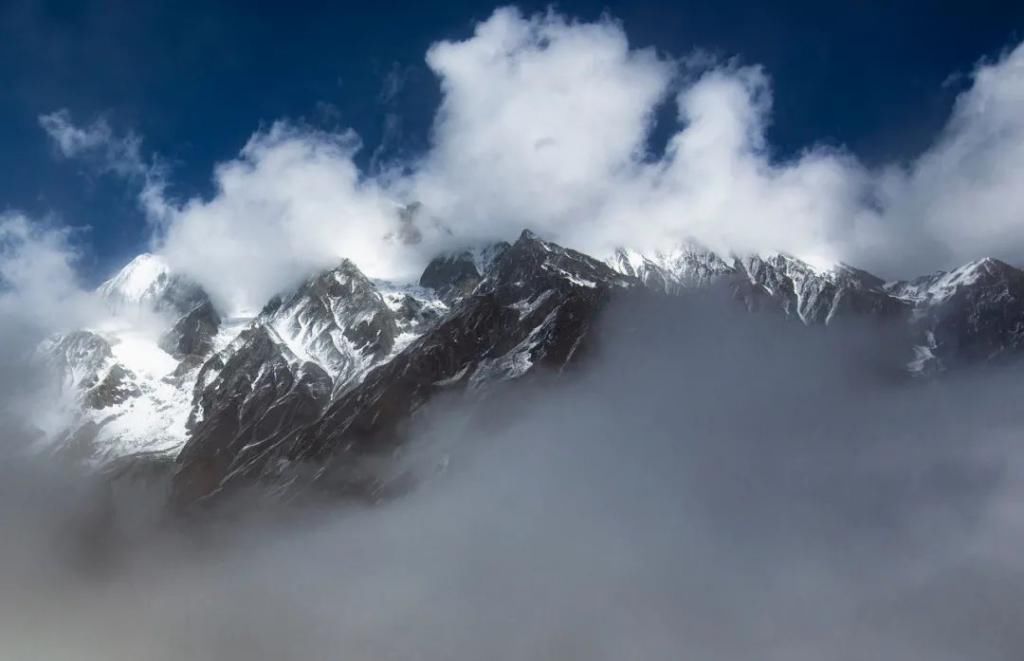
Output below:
[174,231,631,501]
[39,233,1024,503]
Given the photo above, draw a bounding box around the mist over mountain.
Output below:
[3,222,1024,661]
[3,3,1024,660]
[4,287,1024,660]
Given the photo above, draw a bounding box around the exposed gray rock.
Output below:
[159,300,221,360]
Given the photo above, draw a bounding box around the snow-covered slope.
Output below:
[42,253,456,466]
[36,256,219,461]
[887,258,1012,306]
[38,323,195,462]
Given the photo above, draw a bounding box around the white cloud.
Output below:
[39,109,145,177]
[398,9,884,269]
[0,213,95,331]
[411,20,1024,276]
[38,110,113,157]
[156,123,421,310]
[878,42,1024,273]
[36,7,1024,304]
[576,64,881,263]
[406,7,674,247]
[39,109,173,226]
[0,213,102,442]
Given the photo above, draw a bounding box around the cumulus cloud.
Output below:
[405,11,1024,274]
[405,7,673,247]
[156,124,426,310]
[585,64,882,264]
[38,7,1024,306]
[402,14,878,266]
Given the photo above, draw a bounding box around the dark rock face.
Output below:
[173,259,414,502]
[419,252,480,296]
[159,300,221,360]
[83,364,141,409]
[175,326,332,504]
[419,242,510,303]
[256,260,400,396]
[391,293,446,334]
[172,231,636,502]
[934,261,1024,363]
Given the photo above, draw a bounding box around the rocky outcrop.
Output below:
[159,300,221,361]
[418,242,510,304]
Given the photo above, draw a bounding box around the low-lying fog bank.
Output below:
[2,295,1022,660]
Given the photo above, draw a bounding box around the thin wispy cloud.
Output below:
[38,109,173,227]
[39,110,147,177]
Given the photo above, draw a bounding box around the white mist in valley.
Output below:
[1,294,1022,660]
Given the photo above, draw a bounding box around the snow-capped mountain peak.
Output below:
[259,259,399,388]
[97,252,208,316]
[97,253,170,303]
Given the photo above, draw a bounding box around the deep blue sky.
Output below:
[2,0,1023,280]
